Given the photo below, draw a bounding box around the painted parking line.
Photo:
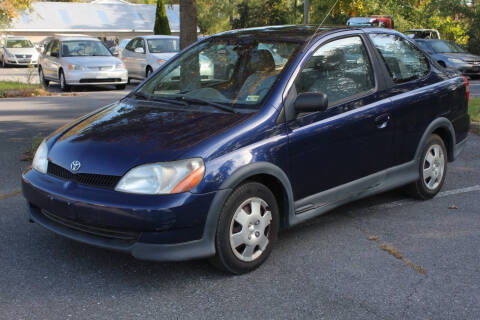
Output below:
[0,189,22,201]
[369,185,480,211]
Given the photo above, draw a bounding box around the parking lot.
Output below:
[0,71,479,319]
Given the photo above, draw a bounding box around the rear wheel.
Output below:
[211,182,279,274]
[407,134,447,199]
[38,67,49,87]
[59,70,70,92]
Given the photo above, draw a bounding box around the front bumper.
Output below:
[22,168,227,261]
[65,69,128,86]
[452,64,480,75]
[5,58,38,66]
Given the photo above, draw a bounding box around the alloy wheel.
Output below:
[423,144,445,190]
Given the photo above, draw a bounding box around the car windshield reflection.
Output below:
[137,38,301,110]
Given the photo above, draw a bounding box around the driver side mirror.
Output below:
[294,92,328,113]
[134,47,145,54]
[51,52,59,58]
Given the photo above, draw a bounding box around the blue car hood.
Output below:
[47,99,251,176]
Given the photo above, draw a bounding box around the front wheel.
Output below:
[146,66,153,78]
[39,67,49,87]
[59,70,70,92]
[211,182,279,274]
[407,134,447,199]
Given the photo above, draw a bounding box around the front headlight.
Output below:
[32,140,48,174]
[5,51,15,58]
[448,58,464,64]
[115,158,205,194]
[68,64,84,71]
[115,62,126,70]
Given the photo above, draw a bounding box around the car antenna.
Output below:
[304,0,341,50]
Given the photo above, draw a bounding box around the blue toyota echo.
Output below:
[22,26,470,274]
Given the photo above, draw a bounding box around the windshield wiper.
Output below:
[175,96,236,113]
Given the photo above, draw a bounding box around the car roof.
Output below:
[210,25,404,42]
[141,35,179,40]
[54,36,102,42]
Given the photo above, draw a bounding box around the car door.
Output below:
[132,38,147,78]
[286,33,395,202]
[122,38,138,77]
[368,33,436,166]
[43,40,60,79]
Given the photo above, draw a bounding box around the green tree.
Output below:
[0,0,31,27]
[154,0,171,35]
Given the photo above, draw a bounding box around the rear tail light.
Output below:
[462,75,470,103]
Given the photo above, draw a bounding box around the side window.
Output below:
[45,40,53,55]
[369,34,429,83]
[125,39,137,51]
[50,40,60,57]
[136,39,145,51]
[295,36,375,107]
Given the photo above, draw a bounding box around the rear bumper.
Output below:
[22,168,229,261]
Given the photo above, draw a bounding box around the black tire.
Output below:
[38,67,49,87]
[211,182,279,274]
[115,84,126,90]
[406,134,447,200]
[146,66,153,78]
[438,61,446,68]
[59,70,70,92]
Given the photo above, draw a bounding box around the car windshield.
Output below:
[147,38,179,53]
[137,38,301,110]
[429,40,467,53]
[6,39,33,48]
[61,40,112,57]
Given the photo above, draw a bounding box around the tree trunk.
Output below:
[180,0,198,50]
[304,0,309,24]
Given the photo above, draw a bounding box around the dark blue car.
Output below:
[22,26,470,274]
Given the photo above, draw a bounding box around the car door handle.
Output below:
[374,114,391,129]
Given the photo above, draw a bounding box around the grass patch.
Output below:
[469,98,480,123]
[21,135,44,161]
[0,81,48,98]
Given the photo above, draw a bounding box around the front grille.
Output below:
[79,78,122,83]
[15,54,32,58]
[87,66,113,71]
[47,161,121,189]
[41,209,140,241]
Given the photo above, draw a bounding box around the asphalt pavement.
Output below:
[0,89,479,319]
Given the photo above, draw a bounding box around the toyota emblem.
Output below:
[70,160,81,172]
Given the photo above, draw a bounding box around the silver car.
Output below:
[38,36,128,91]
[121,35,179,80]
[0,36,40,67]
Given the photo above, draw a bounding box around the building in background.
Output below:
[1,0,181,43]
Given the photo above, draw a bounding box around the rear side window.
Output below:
[295,36,375,107]
[369,34,429,83]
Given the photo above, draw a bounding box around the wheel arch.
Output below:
[218,162,295,230]
[414,117,456,162]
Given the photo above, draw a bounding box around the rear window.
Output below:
[369,34,430,84]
